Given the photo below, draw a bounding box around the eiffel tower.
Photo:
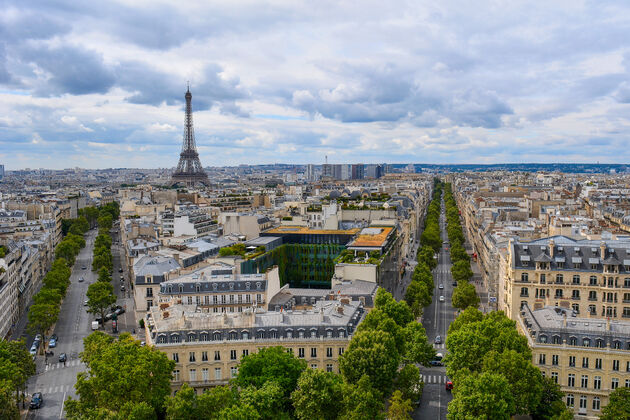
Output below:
[171,86,209,187]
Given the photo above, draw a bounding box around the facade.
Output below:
[133,255,182,313]
[351,164,364,180]
[145,298,365,392]
[505,236,630,322]
[518,305,630,419]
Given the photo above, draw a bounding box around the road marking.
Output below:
[60,391,66,418]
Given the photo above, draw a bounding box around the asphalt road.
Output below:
[414,197,456,420]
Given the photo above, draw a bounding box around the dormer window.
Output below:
[178,284,184,293]
[256,282,262,290]
[195,283,201,293]
[229,282,234,290]
[246,282,251,290]
[212,283,218,290]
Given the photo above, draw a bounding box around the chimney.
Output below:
[337,306,344,315]
[600,241,606,260]
[549,239,555,258]
[562,312,567,328]
[319,307,325,322]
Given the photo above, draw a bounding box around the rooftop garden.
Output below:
[335,249,382,265]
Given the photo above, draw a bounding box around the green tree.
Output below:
[448,306,483,335]
[86,282,116,324]
[165,383,197,420]
[450,260,473,283]
[65,332,175,419]
[27,303,59,347]
[55,240,79,265]
[531,376,571,420]
[196,386,238,417]
[217,403,259,420]
[339,328,399,393]
[447,372,515,420]
[451,282,480,311]
[0,380,18,420]
[239,382,287,419]
[234,347,306,402]
[97,213,114,231]
[600,387,630,420]
[387,390,413,420]
[340,376,384,420]
[98,267,112,283]
[292,369,343,420]
[394,364,423,402]
[0,339,35,411]
[402,321,435,366]
[33,288,62,306]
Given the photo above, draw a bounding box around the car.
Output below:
[439,296,445,302]
[445,380,453,391]
[59,353,67,363]
[50,334,57,340]
[84,300,89,306]
[29,346,37,356]
[78,277,84,282]
[120,276,124,281]
[48,338,56,348]
[82,266,86,270]
[434,335,442,344]
[438,284,444,289]
[34,334,42,342]
[452,281,457,286]
[119,268,123,273]
[121,285,125,292]
[429,360,443,367]
[29,392,43,409]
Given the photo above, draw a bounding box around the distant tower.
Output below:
[171,86,209,187]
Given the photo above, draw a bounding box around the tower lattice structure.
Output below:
[171,86,209,186]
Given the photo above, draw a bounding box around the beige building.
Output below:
[518,305,630,418]
[144,298,365,393]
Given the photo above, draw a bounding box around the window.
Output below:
[540,274,546,284]
[327,347,333,358]
[230,350,237,360]
[556,274,564,284]
[590,276,598,286]
[537,288,547,298]
[583,338,590,347]
[626,379,630,388]
[521,273,529,282]
[594,376,601,390]
[596,339,605,348]
[569,337,577,346]
[569,356,576,367]
[231,367,238,378]
[555,289,563,298]
[521,287,529,297]
[213,295,218,304]
[627,361,630,372]
[552,355,559,365]
[589,305,597,314]
[566,394,574,407]
[172,353,179,363]
[242,349,249,357]
[589,291,597,301]
[298,348,305,358]
[310,364,318,369]
[613,360,620,371]
[246,294,251,303]
[551,372,558,383]
[214,368,221,380]
[189,352,196,362]
[326,364,333,372]
[582,357,589,368]
[568,374,575,387]
[625,278,630,288]
[581,375,588,388]
[593,397,600,411]
[612,378,619,389]
[338,348,344,356]
[146,300,153,311]
[311,348,317,358]
[572,303,579,313]
[202,368,209,382]
[189,369,197,382]
[552,335,561,344]
[146,287,153,297]
[595,358,602,369]
[214,351,221,361]
[173,370,180,382]
[187,296,193,305]
[572,275,580,284]
[579,395,587,410]
[539,354,546,365]
[572,290,580,300]
[201,351,208,362]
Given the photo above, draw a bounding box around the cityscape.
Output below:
[1,1,630,420]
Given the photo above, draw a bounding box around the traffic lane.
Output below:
[413,380,453,420]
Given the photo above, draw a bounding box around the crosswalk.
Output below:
[40,384,73,395]
[422,375,448,384]
[44,359,85,372]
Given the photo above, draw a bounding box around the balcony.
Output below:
[571,296,581,301]
[588,297,598,302]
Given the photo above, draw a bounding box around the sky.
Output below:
[1,0,630,169]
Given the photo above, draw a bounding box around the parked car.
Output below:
[59,353,67,363]
[445,380,453,391]
[48,338,56,348]
[119,268,123,273]
[434,335,442,344]
[429,360,443,367]
[29,345,37,356]
[452,281,457,286]
[439,296,445,302]
[79,277,84,282]
[438,284,444,289]
[121,284,125,292]
[34,334,42,342]
[29,392,43,409]
[82,266,87,270]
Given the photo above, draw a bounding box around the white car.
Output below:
[439,296,445,302]
[439,284,444,289]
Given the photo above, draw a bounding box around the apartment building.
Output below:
[145,298,365,392]
[505,236,630,322]
[518,305,630,419]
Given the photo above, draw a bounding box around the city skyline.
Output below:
[2,1,630,170]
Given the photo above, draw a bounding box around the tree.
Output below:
[0,380,18,420]
[482,349,543,415]
[86,282,116,324]
[97,213,113,231]
[402,321,435,366]
[387,390,413,420]
[65,332,175,419]
[292,369,343,420]
[447,372,515,420]
[239,382,287,419]
[451,282,480,311]
[0,339,35,411]
[27,303,59,346]
[531,376,571,420]
[98,267,112,283]
[33,288,62,306]
[217,403,260,420]
[448,306,483,335]
[165,383,197,420]
[339,328,400,393]
[600,387,630,420]
[450,260,473,283]
[234,347,306,402]
[394,364,423,402]
[55,240,79,265]
[340,375,384,420]
[69,216,90,235]
[404,280,431,316]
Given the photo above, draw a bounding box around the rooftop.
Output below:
[264,226,360,235]
[348,226,394,248]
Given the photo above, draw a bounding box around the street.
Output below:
[413,196,456,420]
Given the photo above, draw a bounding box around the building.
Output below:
[220,213,273,240]
[261,226,360,245]
[365,164,383,179]
[133,255,182,312]
[518,304,630,418]
[305,164,316,182]
[351,164,364,180]
[144,298,366,392]
[505,235,630,322]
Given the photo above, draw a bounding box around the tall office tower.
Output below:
[366,164,383,179]
[351,164,364,180]
[171,86,209,187]
[306,164,315,181]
